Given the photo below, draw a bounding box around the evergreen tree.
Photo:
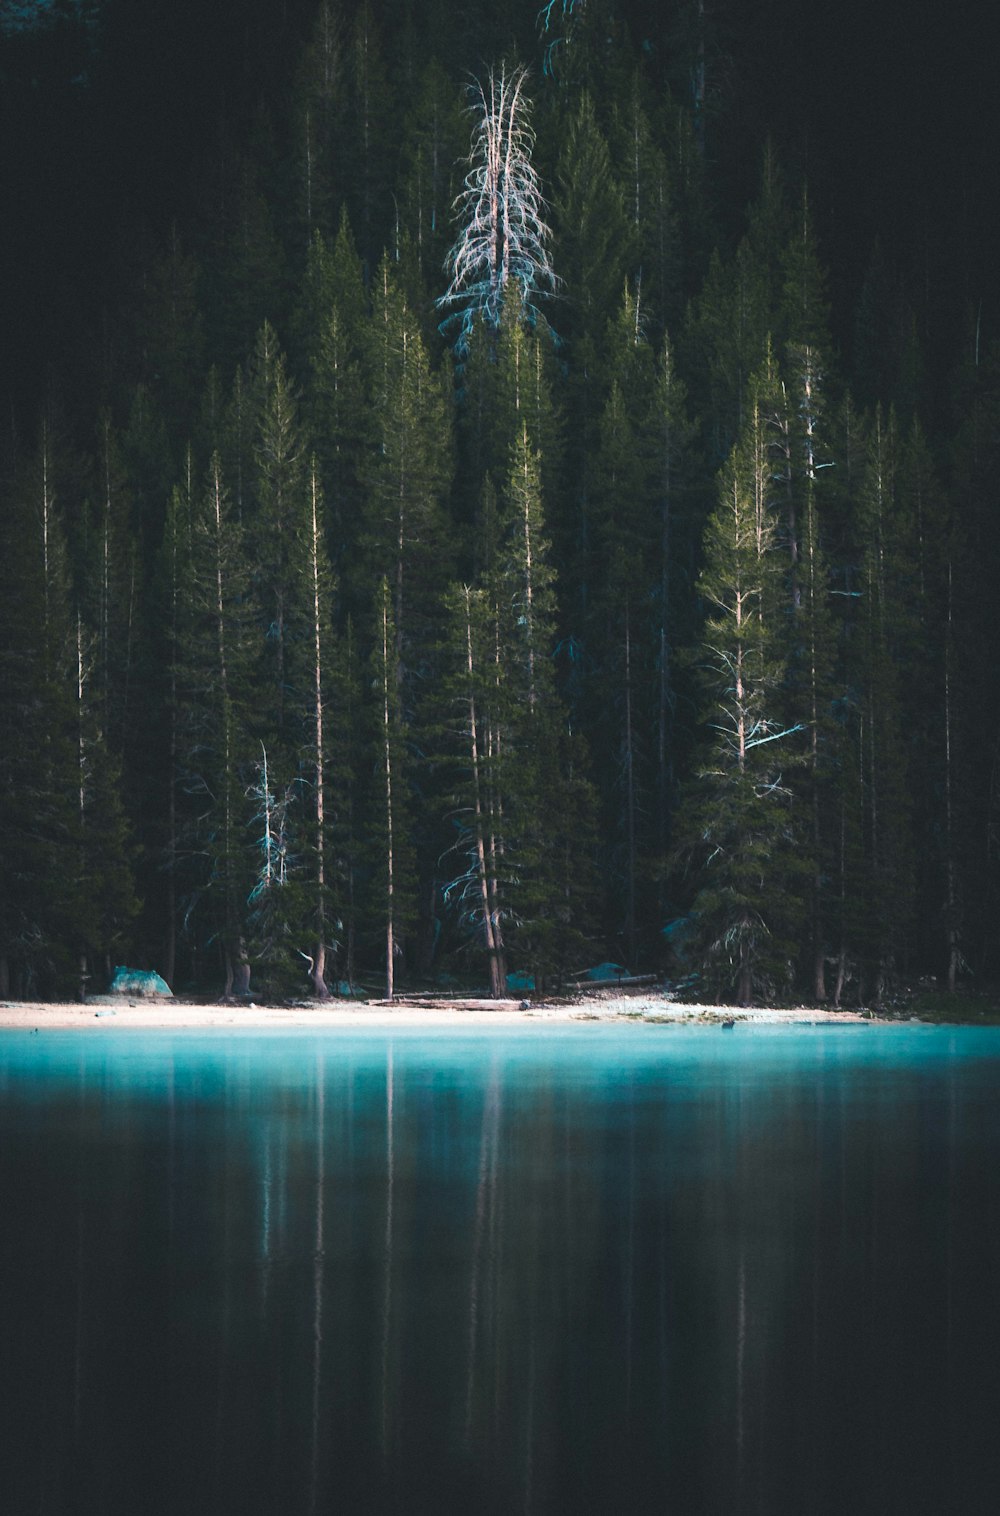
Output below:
[212,151,286,378]
[133,224,206,437]
[783,343,839,998]
[673,373,806,1003]
[552,90,633,361]
[943,350,1000,981]
[651,330,699,897]
[849,410,915,998]
[369,577,416,996]
[246,323,307,743]
[609,69,679,336]
[500,424,597,980]
[2,5,995,1008]
[152,456,196,988]
[588,296,657,963]
[175,453,253,997]
[0,431,86,995]
[72,611,140,989]
[442,426,595,989]
[80,410,135,752]
[441,578,510,996]
[344,1,392,272]
[458,295,562,529]
[306,209,371,561]
[397,59,467,284]
[895,421,961,982]
[300,459,338,997]
[327,614,365,989]
[685,144,790,459]
[288,0,344,245]
[361,256,453,696]
[778,188,831,356]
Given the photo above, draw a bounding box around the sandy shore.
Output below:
[0,993,874,1030]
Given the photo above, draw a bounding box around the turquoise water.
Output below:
[2,1022,999,1514]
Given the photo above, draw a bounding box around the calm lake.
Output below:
[1,1022,998,1515]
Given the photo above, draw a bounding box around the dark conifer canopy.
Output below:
[0,0,995,1003]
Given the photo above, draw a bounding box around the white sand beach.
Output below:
[0,993,874,1029]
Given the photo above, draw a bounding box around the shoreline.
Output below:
[0,995,878,1030]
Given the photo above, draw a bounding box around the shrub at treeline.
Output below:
[0,2,995,1005]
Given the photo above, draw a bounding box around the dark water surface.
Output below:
[2,1022,999,1515]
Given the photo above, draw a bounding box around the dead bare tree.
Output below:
[437,64,557,352]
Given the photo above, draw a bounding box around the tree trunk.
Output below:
[738,924,752,1006]
[233,939,251,998]
[623,600,637,967]
[310,944,330,1000]
[310,465,330,999]
[381,589,396,1000]
[944,561,959,993]
[463,588,506,998]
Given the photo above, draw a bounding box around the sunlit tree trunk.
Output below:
[308,463,331,998]
[374,581,410,999]
[623,599,637,967]
[944,561,960,992]
[461,586,507,998]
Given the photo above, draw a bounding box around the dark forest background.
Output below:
[1,0,998,1004]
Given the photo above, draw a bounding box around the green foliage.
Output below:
[360,257,454,690]
[366,577,417,994]
[672,373,808,1002]
[849,410,916,995]
[173,452,255,992]
[1,8,991,1004]
[0,436,84,994]
[552,91,634,358]
[439,427,597,989]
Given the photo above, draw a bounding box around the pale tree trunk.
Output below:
[944,561,959,993]
[462,588,506,998]
[211,459,246,1000]
[100,415,113,722]
[657,423,672,895]
[165,524,178,990]
[395,340,407,670]
[308,465,330,998]
[381,591,395,1000]
[164,453,191,990]
[734,587,746,771]
[623,599,637,967]
[520,428,536,708]
[733,519,749,1004]
[76,614,89,1002]
[801,365,827,1000]
[774,388,800,608]
[832,743,855,1009]
[41,423,51,629]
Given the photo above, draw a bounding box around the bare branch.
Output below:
[438,64,557,351]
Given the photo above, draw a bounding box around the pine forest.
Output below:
[1,0,997,1008]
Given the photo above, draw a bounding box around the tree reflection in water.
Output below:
[1,1025,999,1515]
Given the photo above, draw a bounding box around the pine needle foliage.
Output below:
[673,373,808,1002]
